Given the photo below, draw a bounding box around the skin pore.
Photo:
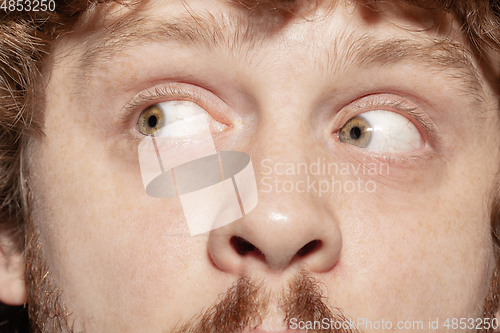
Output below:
[12,0,500,331]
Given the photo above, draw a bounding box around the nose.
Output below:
[207,181,343,273]
[208,91,343,274]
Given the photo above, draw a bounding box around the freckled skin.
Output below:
[16,0,500,332]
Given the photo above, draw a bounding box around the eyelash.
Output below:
[342,96,438,145]
[121,84,209,139]
[124,87,437,161]
[125,85,204,116]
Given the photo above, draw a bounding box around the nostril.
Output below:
[231,236,256,255]
[296,240,322,257]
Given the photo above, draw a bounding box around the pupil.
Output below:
[350,127,362,140]
[148,115,158,128]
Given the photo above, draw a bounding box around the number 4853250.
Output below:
[1,0,56,11]
[443,318,499,330]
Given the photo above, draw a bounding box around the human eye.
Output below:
[338,110,424,153]
[134,86,229,138]
[138,100,227,137]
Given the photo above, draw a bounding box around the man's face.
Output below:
[24,0,500,331]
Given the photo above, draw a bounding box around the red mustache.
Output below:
[173,271,361,333]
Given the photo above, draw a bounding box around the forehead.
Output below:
[61,0,481,93]
[53,0,485,130]
[75,0,463,61]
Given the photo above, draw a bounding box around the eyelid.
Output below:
[121,84,203,126]
[346,95,440,147]
[120,83,231,135]
[137,86,202,110]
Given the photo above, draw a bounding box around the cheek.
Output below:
[28,111,227,330]
[329,163,496,320]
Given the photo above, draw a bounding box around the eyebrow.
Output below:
[79,12,268,71]
[78,11,484,103]
[334,34,483,100]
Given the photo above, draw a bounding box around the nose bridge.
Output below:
[249,106,322,253]
[207,104,343,274]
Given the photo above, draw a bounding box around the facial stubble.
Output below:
[24,222,500,333]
